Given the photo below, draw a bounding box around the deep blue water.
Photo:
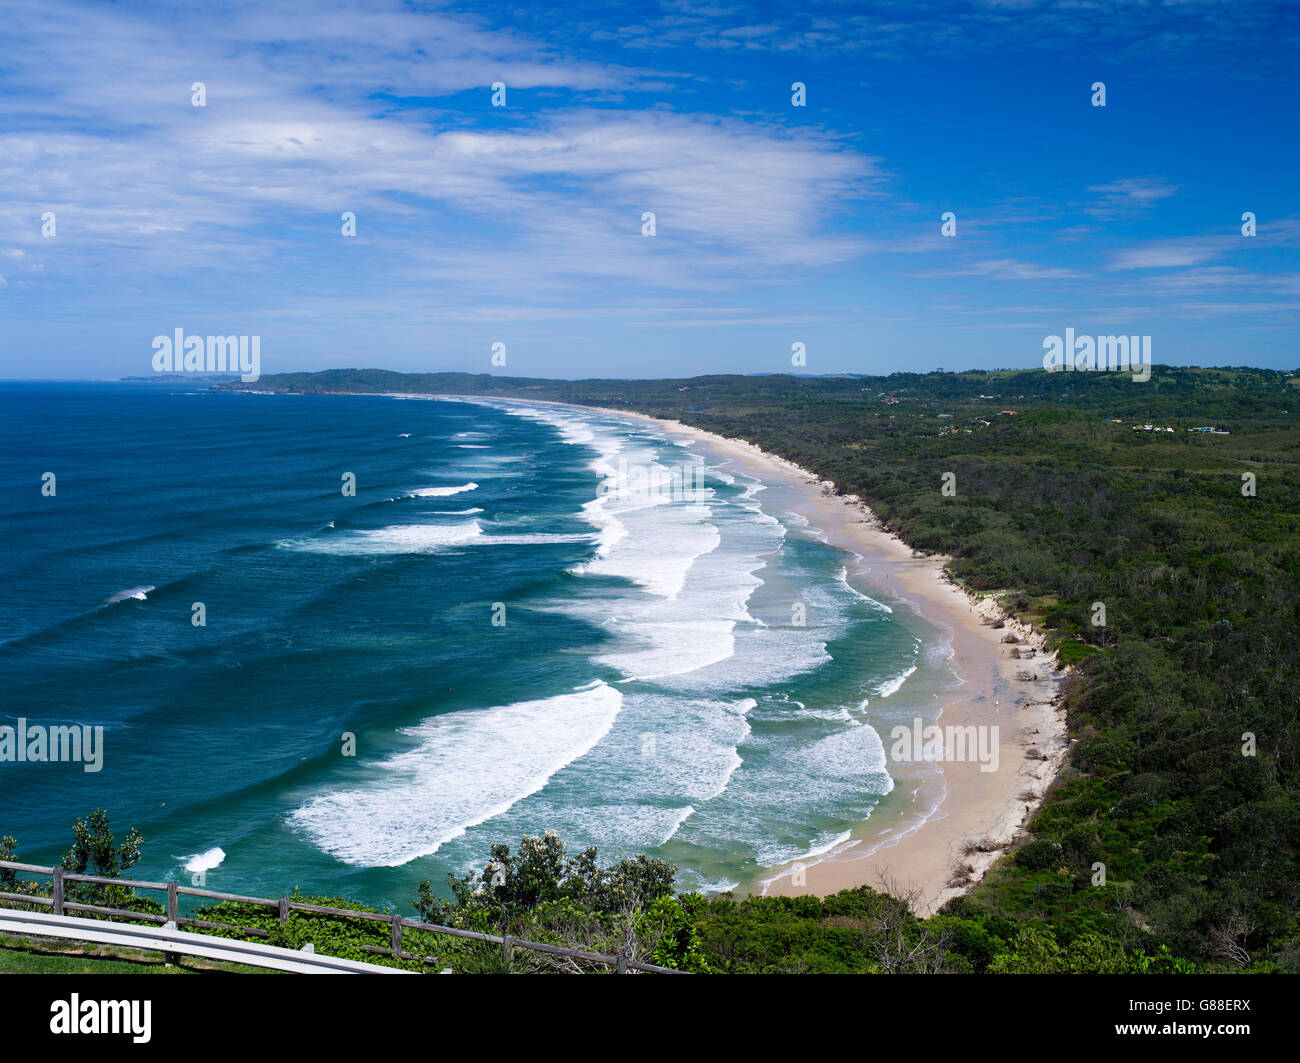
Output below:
[0,382,950,910]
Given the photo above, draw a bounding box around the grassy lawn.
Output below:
[0,933,274,974]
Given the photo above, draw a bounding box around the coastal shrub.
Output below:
[412,833,688,969]
[692,890,886,973]
[61,808,141,878]
[639,893,710,973]
[415,831,676,931]
[1014,839,1064,872]
[928,915,999,971]
[1063,932,1141,974]
[1143,944,1199,974]
[0,836,20,892]
[987,926,1063,974]
[1060,825,1102,864]
[1032,880,1074,906]
[59,809,147,912]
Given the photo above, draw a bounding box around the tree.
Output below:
[865,872,957,973]
[61,808,144,908]
[415,831,677,935]
[0,836,19,892]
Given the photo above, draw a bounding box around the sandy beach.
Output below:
[586,405,1073,916]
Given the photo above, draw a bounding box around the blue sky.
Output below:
[1,0,1297,380]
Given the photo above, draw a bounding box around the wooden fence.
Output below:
[0,859,685,974]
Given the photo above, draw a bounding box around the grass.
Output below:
[0,933,274,974]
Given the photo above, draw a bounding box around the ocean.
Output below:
[0,382,957,910]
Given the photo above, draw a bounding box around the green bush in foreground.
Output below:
[414,830,708,971]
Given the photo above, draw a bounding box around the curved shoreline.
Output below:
[343,390,1072,915]
[579,404,1073,916]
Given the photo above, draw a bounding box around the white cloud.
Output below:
[916,258,1085,281]
[1086,177,1179,218]
[0,0,883,308]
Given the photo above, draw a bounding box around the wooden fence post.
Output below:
[279,897,289,924]
[164,881,180,965]
[51,867,64,916]
[390,915,402,960]
[617,955,628,975]
[502,934,513,971]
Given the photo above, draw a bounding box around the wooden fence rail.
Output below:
[0,859,684,974]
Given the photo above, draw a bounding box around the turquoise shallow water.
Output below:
[0,382,954,909]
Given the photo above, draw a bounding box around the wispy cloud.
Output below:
[0,0,881,305]
[1105,216,1300,270]
[1086,177,1179,219]
[915,258,1085,281]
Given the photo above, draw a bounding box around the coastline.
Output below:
[350,390,1072,916]
[580,403,1073,916]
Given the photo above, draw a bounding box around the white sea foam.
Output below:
[480,693,755,850]
[281,521,484,554]
[874,664,917,698]
[182,846,226,874]
[291,680,623,866]
[596,618,736,680]
[581,510,721,600]
[659,695,894,869]
[408,482,478,497]
[836,567,893,612]
[659,805,698,844]
[659,619,832,695]
[489,402,863,703]
[487,532,598,546]
[797,829,855,863]
[497,403,809,692]
[689,876,741,894]
[105,585,155,603]
[282,519,597,555]
[747,724,893,866]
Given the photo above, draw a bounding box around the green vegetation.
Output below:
[414,830,708,972]
[404,833,1198,973]
[60,808,148,912]
[217,365,1300,971]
